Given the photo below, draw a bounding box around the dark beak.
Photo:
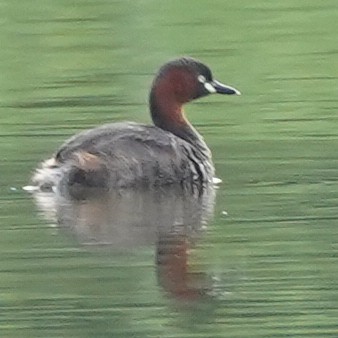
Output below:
[212,80,241,95]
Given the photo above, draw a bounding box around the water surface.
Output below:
[1,0,338,337]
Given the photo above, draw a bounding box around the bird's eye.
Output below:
[197,75,206,83]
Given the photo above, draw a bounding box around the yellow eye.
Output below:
[197,75,206,83]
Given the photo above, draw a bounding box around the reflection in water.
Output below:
[32,184,216,301]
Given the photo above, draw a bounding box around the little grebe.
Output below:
[32,57,240,192]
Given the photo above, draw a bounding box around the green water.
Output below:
[1,0,338,336]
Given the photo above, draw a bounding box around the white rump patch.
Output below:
[212,177,222,185]
[23,185,40,192]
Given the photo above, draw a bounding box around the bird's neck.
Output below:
[149,86,210,158]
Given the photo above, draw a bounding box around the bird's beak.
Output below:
[211,80,241,95]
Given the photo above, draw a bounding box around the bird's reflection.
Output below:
[32,184,216,301]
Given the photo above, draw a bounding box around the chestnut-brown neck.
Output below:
[149,75,209,157]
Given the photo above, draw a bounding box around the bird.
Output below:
[31,57,240,195]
